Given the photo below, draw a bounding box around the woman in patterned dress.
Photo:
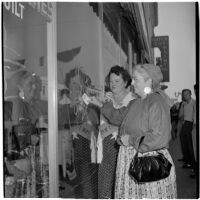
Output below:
[91,64,177,199]
[97,66,134,199]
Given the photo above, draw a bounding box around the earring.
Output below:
[19,90,25,99]
[144,87,152,95]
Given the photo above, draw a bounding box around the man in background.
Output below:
[179,89,196,175]
[190,84,196,178]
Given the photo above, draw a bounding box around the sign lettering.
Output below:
[28,2,53,22]
[3,2,25,19]
[3,2,52,22]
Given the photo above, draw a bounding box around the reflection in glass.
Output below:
[3,3,49,197]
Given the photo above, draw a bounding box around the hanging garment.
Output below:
[72,123,98,199]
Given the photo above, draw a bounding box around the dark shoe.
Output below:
[189,173,197,178]
[182,163,192,169]
[59,186,65,190]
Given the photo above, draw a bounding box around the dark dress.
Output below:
[73,134,98,198]
[72,104,100,198]
[98,92,134,199]
[98,133,119,198]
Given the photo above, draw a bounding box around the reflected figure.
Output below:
[4,68,46,197]
[64,67,99,198]
[58,89,76,181]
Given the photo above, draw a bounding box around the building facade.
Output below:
[3,2,158,198]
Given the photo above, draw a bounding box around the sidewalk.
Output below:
[169,137,198,199]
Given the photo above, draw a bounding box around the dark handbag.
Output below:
[129,137,172,183]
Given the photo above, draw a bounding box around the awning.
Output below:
[120,3,157,63]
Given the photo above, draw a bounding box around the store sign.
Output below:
[3,2,25,19]
[28,2,53,22]
[152,36,169,82]
[3,2,53,22]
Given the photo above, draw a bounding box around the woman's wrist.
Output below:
[89,96,103,107]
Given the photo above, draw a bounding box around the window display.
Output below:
[56,3,103,198]
[3,2,130,198]
[3,3,50,197]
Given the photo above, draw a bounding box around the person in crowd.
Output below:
[90,63,177,198]
[179,89,196,172]
[97,65,135,199]
[170,102,179,139]
[190,84,196,178]
[177,90,185,162]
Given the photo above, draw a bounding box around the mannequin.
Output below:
[4,68,42,197]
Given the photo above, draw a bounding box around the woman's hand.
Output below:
[89,96,103,107]
[31,135,39,146]
[120,135,130,146]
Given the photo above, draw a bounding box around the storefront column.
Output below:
[0,7,3,196]
[128,41,132,74]
[98,3,104,96]
[133,53,137,65]
[47,3,59,197]
[118,19,121,66]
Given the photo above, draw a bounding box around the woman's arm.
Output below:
[89,95,134,126]
[127,98,171,152]
[140,100,171,152]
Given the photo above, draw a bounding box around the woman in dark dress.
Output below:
[96,66,134,199]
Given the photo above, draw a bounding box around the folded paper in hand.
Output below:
[82,93,91,105]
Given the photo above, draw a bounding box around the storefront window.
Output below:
[56,3,130,198]
[3,2,130,198]
[3,2,52,197]
[57,3,102,198]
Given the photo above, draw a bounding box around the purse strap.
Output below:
[135,136,145,157]
[138,136,145,147]
[136,136,165,157]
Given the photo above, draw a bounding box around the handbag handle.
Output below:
[136,136,165,157]
[138,136,145,147]
[137,136,145,150]
[135,136,145,157]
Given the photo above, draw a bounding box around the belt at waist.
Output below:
[184,120,193,123]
